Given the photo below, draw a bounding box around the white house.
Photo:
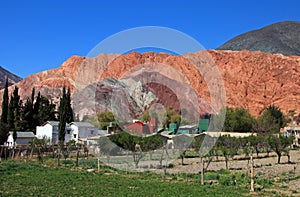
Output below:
[281,125,300,146]
[6,131,35,147]
[36,121,71,144]
[36,121,107,145]
[70,122,107,144]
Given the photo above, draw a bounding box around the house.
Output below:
[178,125,198,134]
[125,118,158,135]
[281,124,300,146]
[70,122,107,144]
[36,121,71,144]
[36,121,107,145]
[6,132,35,147]
[126,121,150,135]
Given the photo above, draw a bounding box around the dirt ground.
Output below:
[160,150,300,196]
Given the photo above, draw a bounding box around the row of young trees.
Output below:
[192,134,294,167]
[0,78,74,146]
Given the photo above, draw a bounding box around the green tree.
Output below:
[140,110,150,122]
[247,135,264,157]
[109,131,163,167]
[97,111,116,130]
[1,78,9,124]
[268,134,294,164]
[7,86,21,132]
[223,107,255,132]
[254,110,278,133]
[0,122,9,145]
[58,87,69,144]
[37,96,56,124]
[172,134,194,165]
[192,134,217,185]
[65,88,74,123]
[259,105,285,132]
[217,135,240,169]
[171,114,181,125]
[21,98,34,131]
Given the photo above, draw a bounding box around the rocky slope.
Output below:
[2,50,300,117]
[218,21,300,56]
[0,66,22,88]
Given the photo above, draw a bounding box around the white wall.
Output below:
[36,124,59,144]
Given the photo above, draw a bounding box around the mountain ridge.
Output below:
[218,21,300,56]
[0,66,22,88]
[1,50,299,117]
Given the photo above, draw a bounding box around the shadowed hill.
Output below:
[218,21,300,56]
[0,66,22,88]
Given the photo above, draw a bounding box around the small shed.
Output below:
[6,132,36,147]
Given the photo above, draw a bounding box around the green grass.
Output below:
[0,160,255,196]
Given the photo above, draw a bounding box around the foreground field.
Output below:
[0,160,251,196]
[1,149,300,196]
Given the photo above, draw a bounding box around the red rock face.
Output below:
[209,50,300,116]
[2,50,300,117]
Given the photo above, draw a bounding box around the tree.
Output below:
[7,86,21,132]
[37,96,56,124]
[172,134,193,165]
[109,131,163,167]
[58,87,68,144]
[97,111,116,130]
[140,110,150,122]
[254,110,279,133]
[171,114,181,125]
[57,87,73,166]
[261,105,285,132]
[0,122,9,145]
[21,98,34,131]
[192,134,217,185]
[268,134,294,164]
[1,78,9,124]
[247,135,265,157]
[65,88,74,123]
[223,107,255,132]
[216,135,240,169]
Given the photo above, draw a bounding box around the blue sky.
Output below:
[0,0,300,78]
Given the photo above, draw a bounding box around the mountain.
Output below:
[0,66,22,88]
[218,21,300,56]
[1,50,299,118]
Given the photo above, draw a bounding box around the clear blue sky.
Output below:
[1,0,300,78]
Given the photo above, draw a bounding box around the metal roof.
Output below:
[70,122,95,127]
[42,121,70,127]
[9,132,35,138]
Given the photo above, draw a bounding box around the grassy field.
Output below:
[0,160,250,197]
[0,159,276,196]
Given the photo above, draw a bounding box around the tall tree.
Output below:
[58,87,68,144]
[223,107,255,132]
[0,122,9,145]
[21,98,34,131]
[1,78,9,124]
[58,87,73,144]
[7,86,21,131]
[65,88,74,123]
[260,105,285,132]
[33,91,41,127]
[37,96,56,124]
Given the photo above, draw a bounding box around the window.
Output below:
[74,134,77,138]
